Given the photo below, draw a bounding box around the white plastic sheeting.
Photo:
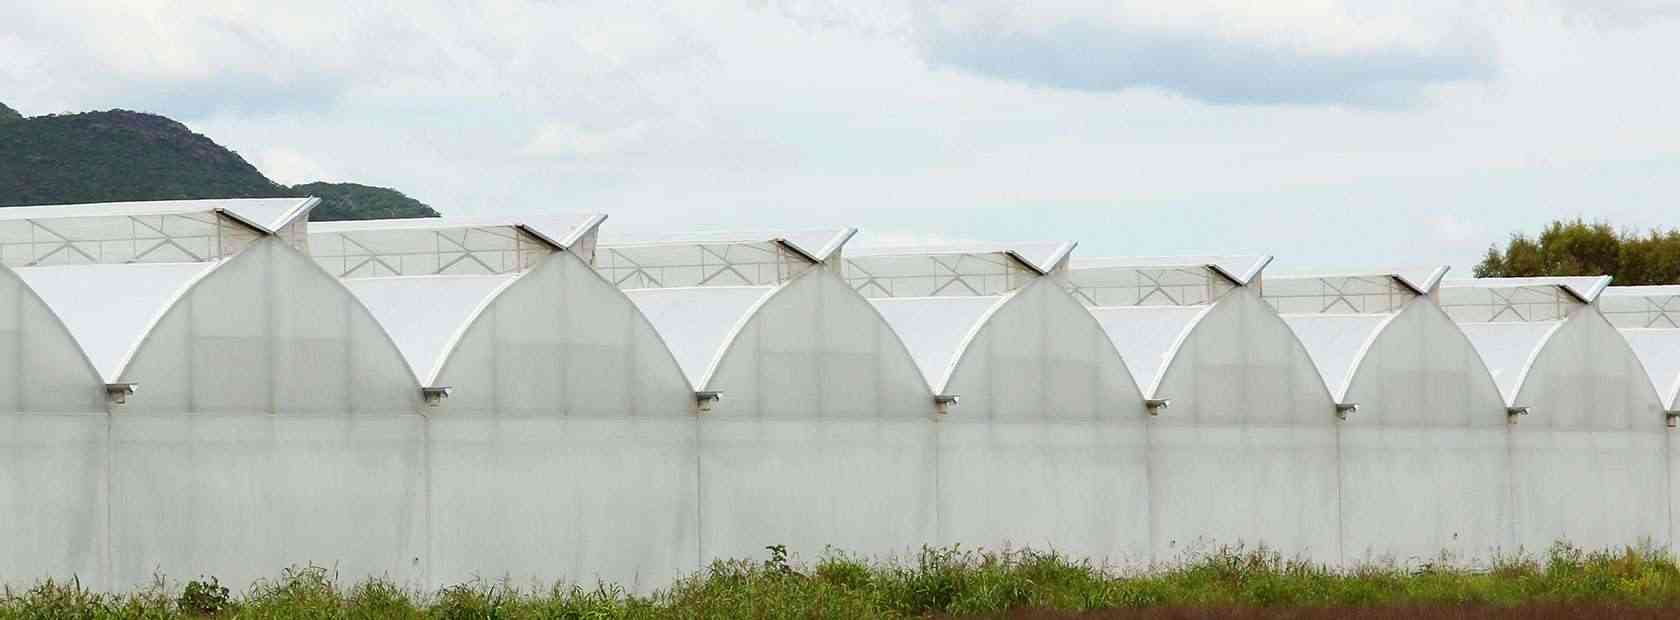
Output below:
[1090,287,1340,562]
[1297,300,1511,564]
[625,286,779,388]
[1621,329,1680,410]
[13,262,216,383]
[924,279,1151,563]
[597,229,852,289]
[342,273,524,384]
[0,198,314,266]
[104,238,425,589]
[870,296,1003,390]
[426,252,697,590]
[1456,306,1670,554]
[1602,286,1680,329]
[631,269,938,564]
[0,265,108,584]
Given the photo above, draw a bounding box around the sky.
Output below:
[3,0,1679,273]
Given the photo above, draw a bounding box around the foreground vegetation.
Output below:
[5,543,1680,618]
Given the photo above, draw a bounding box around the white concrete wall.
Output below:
[699,269,938,565]
[1336,299,1512,565]
[937,278,1151,565]
[1147,287,1341,563]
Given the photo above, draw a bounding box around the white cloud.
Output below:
[521,121,651,158]
[908,0,1499,105]
[5,0,1680,273]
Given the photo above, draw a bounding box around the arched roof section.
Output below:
[1456,320,1563,406]
[624,285,780,390]
[1101,287,1335,424]
[936,278,1146,419]
[641,268,932,417]
[0,265,106,413]
[13,261,219,384]
[870,295,1007,393]
[341,273,524,386]
[1620,328,1680,411]
[429,251,694,417]
[1281,313,1396,403]
[1088,304,1211,398]
[115,239,422,414]
[1506,306,1667,429]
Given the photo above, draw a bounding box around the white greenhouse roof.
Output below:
[1071,255,1272,286]
[340,273,525,385]
[1268,266,1450,296]
[870,296,1010,392]
[846,241,1077,275]
[13,261,219,383]
[624,286,780,389]
[1440,276,1612,304]
[310,214,605,251]
[1457,321,1564,405]
[1088,304,1213,396]
[1620,329,1680,410]
[0,197,317,234]
[1602,285,1680,298]
[599,228,856,262]
[1282,314,1396,402]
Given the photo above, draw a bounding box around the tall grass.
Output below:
[3,542,1679,619]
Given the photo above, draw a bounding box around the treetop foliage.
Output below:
[1475,219,1680,285]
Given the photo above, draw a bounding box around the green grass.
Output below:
[5,542,1680,619]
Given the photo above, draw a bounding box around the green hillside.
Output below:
[0,103,436,220]
[295,182,440,221]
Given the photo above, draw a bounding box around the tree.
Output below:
[1475,218,1680,284]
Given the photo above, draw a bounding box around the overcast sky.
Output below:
[4,0,1679,272]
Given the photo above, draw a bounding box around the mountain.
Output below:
[295,182,440,221]
[0,104,437,220]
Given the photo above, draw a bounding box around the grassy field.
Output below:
[5,543,1680,618]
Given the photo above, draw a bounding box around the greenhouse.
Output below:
[8,196,1680,591]
[310,215,698,589]
[0,198,423,590]
[1439,277,1669,554]
[1070,256,1342,563]
[599,231,938,566]
[1268,268,1511,564]
[851,242,1151,563]
[1600,286,1680,413]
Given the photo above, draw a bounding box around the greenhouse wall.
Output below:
[1501,307,1669,554]
[1139,287,1341,563]
[0,266,107,585]
[105,238,427,589]
[932,278,1152,564]
[1327,299,1513,564]
[426,251,698,590]
[695,268,938,565]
